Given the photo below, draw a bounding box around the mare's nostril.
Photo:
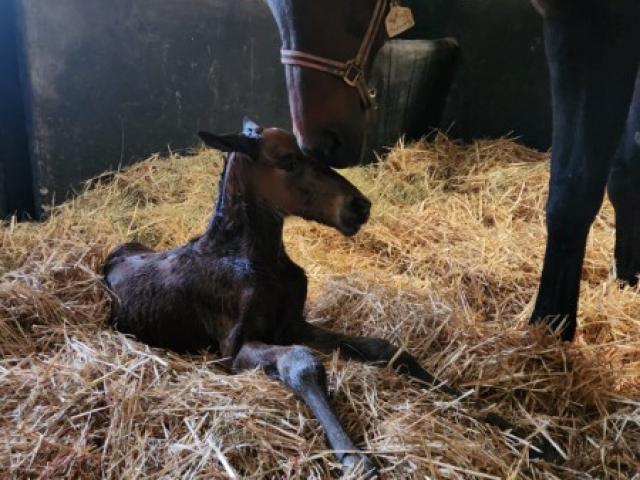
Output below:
[301,130,342,160]
[322,130,342,156]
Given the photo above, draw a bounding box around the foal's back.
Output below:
[104,241,241,352]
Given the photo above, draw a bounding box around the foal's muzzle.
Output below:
[340,195,371,236]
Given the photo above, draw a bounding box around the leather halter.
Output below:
[280,0,388,110]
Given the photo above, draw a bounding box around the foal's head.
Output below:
[199,118,371,236]
[266,0,393,167]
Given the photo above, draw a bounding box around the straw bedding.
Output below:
[1,135,639,479]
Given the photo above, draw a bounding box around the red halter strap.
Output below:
[280,0,388,110]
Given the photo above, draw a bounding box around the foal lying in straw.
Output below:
[103,119,555,475]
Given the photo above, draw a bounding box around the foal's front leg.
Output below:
[232,341,376,477]
[294,322,559,461]
[293,321,459,396]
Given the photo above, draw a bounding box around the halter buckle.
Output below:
[343,61,363,87]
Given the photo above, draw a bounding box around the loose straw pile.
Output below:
[1,135,638,478]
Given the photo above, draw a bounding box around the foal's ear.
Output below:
[242,117,263,138]
[198,131,260,160]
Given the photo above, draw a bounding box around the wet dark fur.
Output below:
[103,124,557,470]
[104,153,309,357]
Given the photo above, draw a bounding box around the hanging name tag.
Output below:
[385,5,415,38]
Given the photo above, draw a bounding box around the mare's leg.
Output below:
[530,2,640,340]
[232,341,376,476]
[608,70,640,286]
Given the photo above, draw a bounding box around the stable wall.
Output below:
[14,0,290,215]
[2,0,552,218]
[405,0,551,149]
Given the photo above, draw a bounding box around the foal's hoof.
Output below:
[530,437,564,464]
[341,454,377,478]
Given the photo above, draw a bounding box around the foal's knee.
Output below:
[277,346,326,395]
[359,338,397,363]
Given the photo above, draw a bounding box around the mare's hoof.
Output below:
[341,453,377,479]
[529,314,576,342]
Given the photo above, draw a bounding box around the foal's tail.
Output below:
[102,241,155,327]
[102,241,153,277]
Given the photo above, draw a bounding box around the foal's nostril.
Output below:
[350,196,371,219]
[339,195,371,236]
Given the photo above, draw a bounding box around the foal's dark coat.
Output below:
[105,122,370,353]
[102,121,426,474]
[104,121,555,473]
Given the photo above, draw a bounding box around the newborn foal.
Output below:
[103,119,512,474]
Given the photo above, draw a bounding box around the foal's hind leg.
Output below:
[232,341,376,477]
[608,69,640,286]
[530,3,640,340]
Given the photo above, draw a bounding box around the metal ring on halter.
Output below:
[343,61,363,87]
[279,0,388,111]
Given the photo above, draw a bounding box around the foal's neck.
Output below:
[198,154,285,261]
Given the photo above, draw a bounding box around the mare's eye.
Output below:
[278,154,298,172]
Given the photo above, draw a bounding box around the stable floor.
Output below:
[1,136,638,479]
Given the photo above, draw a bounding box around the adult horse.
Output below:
[266,0,640,341]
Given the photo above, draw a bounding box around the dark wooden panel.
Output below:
[16,0,290,210]
[370,39,459,151]
[404,0,551,149]
[0,0,38,218]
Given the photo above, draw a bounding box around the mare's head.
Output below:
[266,0,395,167]
[199,118,371,236]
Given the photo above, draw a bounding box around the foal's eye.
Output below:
[278,154,298,172]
